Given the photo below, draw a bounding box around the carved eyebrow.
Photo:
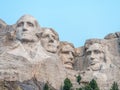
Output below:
[62,51,69,53]
[51,35,57,40]
[27,22,34,27]
[41,33,49,38]
[86,51,91,55]
[17,22,24,27]
[62,50,74,54]
[41,33,57,40]
[94,50,101,54]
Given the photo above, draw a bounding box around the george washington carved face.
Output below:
[16,15,39,42]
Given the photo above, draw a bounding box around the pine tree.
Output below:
[76,79,100,90]
[76,75,81,85]
[63,78,73,90]
[79,88,82,90]
[84,84,92,90]
[110,82,119,90]
[44,83,49,90]
[89,79,99,90]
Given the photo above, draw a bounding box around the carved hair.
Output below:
[60,41,74,49]
[84,39,108,62]
[84,39,103,52]
[36,27,59,41]
[59,41,75,56]
[16,14,40,29]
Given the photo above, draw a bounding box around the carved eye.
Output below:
[118,42,120,46]
[27,22,34,27]
[52,35,56,40]
[72,52,75,56]
[41,34,48,38]
[46,35,49,38]
[17,22,23,27]
[86,51,91,55]
[62,51,69,54]
[94,50,101,54]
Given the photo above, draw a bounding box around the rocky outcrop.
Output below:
[74,46,84,71]
[104,32,120,39]
[0,15,120,90]
[0,77,44,90]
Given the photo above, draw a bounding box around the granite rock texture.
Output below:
[0,15,120,90]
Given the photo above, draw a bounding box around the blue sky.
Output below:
[0,0,120,47]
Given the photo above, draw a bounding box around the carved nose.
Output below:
[49,35,54,42]
[23,23,28,31]
[90,53,95,60]
[90,57,95,60]
[69,52,74,59]
[23,29,28,31]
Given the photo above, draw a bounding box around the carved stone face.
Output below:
[16,15,38,42]
[86,43,105,71]
[40,28,59,53]
[59,42,75,69]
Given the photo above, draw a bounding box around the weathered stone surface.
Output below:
[0,15,68,90]
[0,19,7,35]
[0,15,120,90]
[0,77,44,90]
[104,32,120,39]
[38,28,60,54]
[59,41,75,70]
[74,46,84,71]
[80,39,120,90]
[34,53,66,89]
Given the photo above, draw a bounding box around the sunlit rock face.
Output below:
[59,41,75,69]
[0,15,120,90]
[85,43,105,71]
[104,32,120,40]
[0,19,7,35]
[15,15,40,42]
[79,39,120,90]
[0,77,44,90]
[39,28,60,54]
[0,15,67,90]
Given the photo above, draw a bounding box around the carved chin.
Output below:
[45,46,57,53]
[64,64,73,69]
[46,47,57,53]
[20,35,37,42]
[91,64,101,71]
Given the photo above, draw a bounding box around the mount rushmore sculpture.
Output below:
[0,15,120,90]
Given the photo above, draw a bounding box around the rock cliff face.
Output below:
[0,15,120,90]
